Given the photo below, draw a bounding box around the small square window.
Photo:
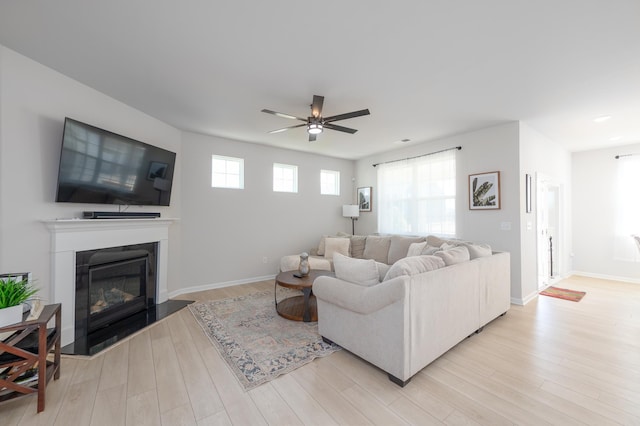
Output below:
[320,170,340,195]
[273,163,298,193]
[212,155,244,189]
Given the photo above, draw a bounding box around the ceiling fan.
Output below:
[262,95,370,141]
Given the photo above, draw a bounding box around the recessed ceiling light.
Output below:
[394,138,411,144]
[609,136,621,142]
[593,115,612,123]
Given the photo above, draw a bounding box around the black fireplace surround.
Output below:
[63,242,192,356]
[75,243,157,340]
[75,242,157,338]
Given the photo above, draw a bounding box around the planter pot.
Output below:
[0,304,23,328]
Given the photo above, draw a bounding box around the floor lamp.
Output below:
[342,205,360,235]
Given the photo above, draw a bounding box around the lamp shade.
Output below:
[342,204,360,218]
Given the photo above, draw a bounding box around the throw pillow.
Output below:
[383,255,445,281]
[388,235,426,264]
[362,236,392,264]
[323,237,351,259]
[333,253,380,286]
[317,235,329,256]
[433,246,470,266]
[421,245,441,255]
[462,243,492,259]
[350,235,367,258]
[440,242,458,251]
[426,235,446,247]
[407,241,428,257]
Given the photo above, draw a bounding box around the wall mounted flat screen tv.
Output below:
[55,118,176,206]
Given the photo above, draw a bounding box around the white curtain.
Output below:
[614,155,640,262]
[377,149,456,236]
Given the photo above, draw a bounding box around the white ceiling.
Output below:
[1,0,639,160]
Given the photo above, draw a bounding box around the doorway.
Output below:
[537,175,562,290]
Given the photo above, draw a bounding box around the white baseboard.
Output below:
[511,272,573,306]
[168,274,277,299]
[570,271,640,284]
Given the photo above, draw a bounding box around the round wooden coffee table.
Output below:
[274,270,335,322]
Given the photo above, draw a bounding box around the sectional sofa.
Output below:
[282,234,511,386]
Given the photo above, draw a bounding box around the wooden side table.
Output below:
[274,270,334,322]
[0,303,62,413]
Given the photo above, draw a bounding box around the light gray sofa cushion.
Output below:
[333,253,380,286]
[388,236,426,264]
[376,262,391,281]
[350,235,367,258]
[383,255,445,281]
[362,236,392,264]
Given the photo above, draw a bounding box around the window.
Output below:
[614,155,640,261]
[211,155,244,189]
[273,163,298,193]
[320,169,340,195]
[377,149,457,236]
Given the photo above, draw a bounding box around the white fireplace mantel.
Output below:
[44,218,177,346]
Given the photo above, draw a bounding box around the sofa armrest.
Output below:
[314,276,407,315]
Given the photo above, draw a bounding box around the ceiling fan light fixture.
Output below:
[308,122,323,134]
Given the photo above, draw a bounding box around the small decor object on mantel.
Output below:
[469,171,501,210]
[0,273,38,327]
[298,252,310,277]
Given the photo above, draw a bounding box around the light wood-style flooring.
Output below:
[2,275,639,425]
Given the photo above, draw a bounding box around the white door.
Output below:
[537,176,561,289]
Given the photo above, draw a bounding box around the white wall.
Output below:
[0,46,183,300]
[355,122,525,300]
[519,123,572,302]
[179,131,355,292]
[572,143,640,282]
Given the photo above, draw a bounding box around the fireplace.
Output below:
[45,218,189,353]
[75,243,157,339]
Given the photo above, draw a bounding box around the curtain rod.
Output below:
[615,153,638,159]
[372,146,462,167]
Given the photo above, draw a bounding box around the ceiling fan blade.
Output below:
[311,95,324,118]
[324,122,358,134]
[324,109,370,123]
[309,133,317,142]
[268,123,307,134]
[261,109,307,122]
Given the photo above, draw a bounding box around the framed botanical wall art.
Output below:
[469,171,500,210]
[357,186,372,212]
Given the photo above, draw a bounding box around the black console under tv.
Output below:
[83,211,161,219]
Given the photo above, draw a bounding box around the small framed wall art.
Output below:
[469,171,500,210]
[357,186,372,212]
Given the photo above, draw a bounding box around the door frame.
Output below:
[536,174,563,290]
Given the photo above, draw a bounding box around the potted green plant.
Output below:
[0,276,39,327]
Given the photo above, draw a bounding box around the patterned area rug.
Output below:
[189,290,340,390]
[540,286,586,302]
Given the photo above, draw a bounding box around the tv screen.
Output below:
[55,118,176,206]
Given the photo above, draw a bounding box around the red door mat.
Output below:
[539,286,586,302]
